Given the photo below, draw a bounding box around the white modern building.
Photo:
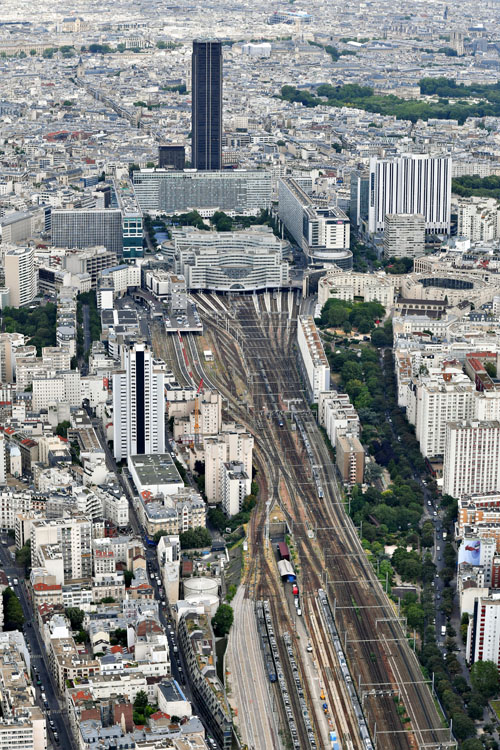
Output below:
[368,154,451,234]
[221,461,251,517]
[297,315,330,402]
[169,228,289,291]
[112,343,166,461]
[415,379,476,459]
[278,177,352,267]
[467,593,500,666]
[443,420,500,499]
[4,246,36,307]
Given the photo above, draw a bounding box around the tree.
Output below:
[3,588,24,631]
[15,541,31,577]
[65,607,85,630]
[470,660,499,698]
[123,569,134,587]
[134,690,148,710]
[212,604,234,636]
[179,527,212,550]
[55,420,70,438]
[450,711,475,740]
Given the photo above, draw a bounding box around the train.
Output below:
[292,408,324,499]
[318,589,374,750]
[277,542,290,561]
[255,601,277,683]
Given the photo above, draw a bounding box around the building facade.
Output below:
[112,343,166,461]
[383,213,426,259]
[192,39,222,171]
[132,169,271,215]
[4,246,36,307]
[51,209,123,256]
[368,154,451,234]
[443,420,500,498]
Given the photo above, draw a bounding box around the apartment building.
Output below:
[383,213,425,259]
[318,267,396,308]
[31,515,92,583]
[368,153,451,234]
[178,612,232,750]
[221,461,251,517]
[51,209,123,256]
[443,420,500,499]
[336,433,365,485]
[4,246,36,307]
[415,379,476,458]
[112,343,166,461]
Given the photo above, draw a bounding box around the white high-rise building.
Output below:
[443,420,500,499]
[415,380,475,459]
[221,461,251,517]
[112,342,165,461]
[467,593,500,666]
[368,154,451,234]
[4,246,36,307]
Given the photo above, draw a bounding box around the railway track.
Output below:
[184,293,452,750]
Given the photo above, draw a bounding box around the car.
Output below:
[437,556,442,561]
[297,608,302,616]
[427,500,431,506]
[43,701,49,710]
[307,643,313,653]
[435,572,439,578]
[433,511,437,516]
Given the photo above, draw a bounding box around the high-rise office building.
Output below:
[159,145,186,170]
[4,246,36,307]
[133,169,271,214]
[368,154,451,235]
[112,342,165,461]
[192,39,222,171]
[51,209,123,255]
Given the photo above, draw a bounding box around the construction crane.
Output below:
[193,378,203,446]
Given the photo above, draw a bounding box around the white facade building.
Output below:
[221,461,251,517]
[443,420,500,499]
[297,316,330,402]
[368,154,451,234]
[278,177,352,267]
[112,343,165,461]
[415,379,476,458]
[4,246,36,307]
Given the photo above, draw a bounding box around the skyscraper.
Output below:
[368,154,451,235]
[192,39,222,171]
[4,246,36,307]
[112,342,165,461]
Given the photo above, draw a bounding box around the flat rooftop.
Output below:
[129,453,183,487]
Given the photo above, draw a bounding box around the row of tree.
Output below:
[280,83,500,125]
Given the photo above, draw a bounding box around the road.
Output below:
[82,303,91,354]
[0,542,76,750]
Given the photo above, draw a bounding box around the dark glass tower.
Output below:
[192,39,222,171]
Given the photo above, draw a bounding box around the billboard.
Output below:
[458,538,481,566]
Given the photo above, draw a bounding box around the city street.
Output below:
[0,541,76,750]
